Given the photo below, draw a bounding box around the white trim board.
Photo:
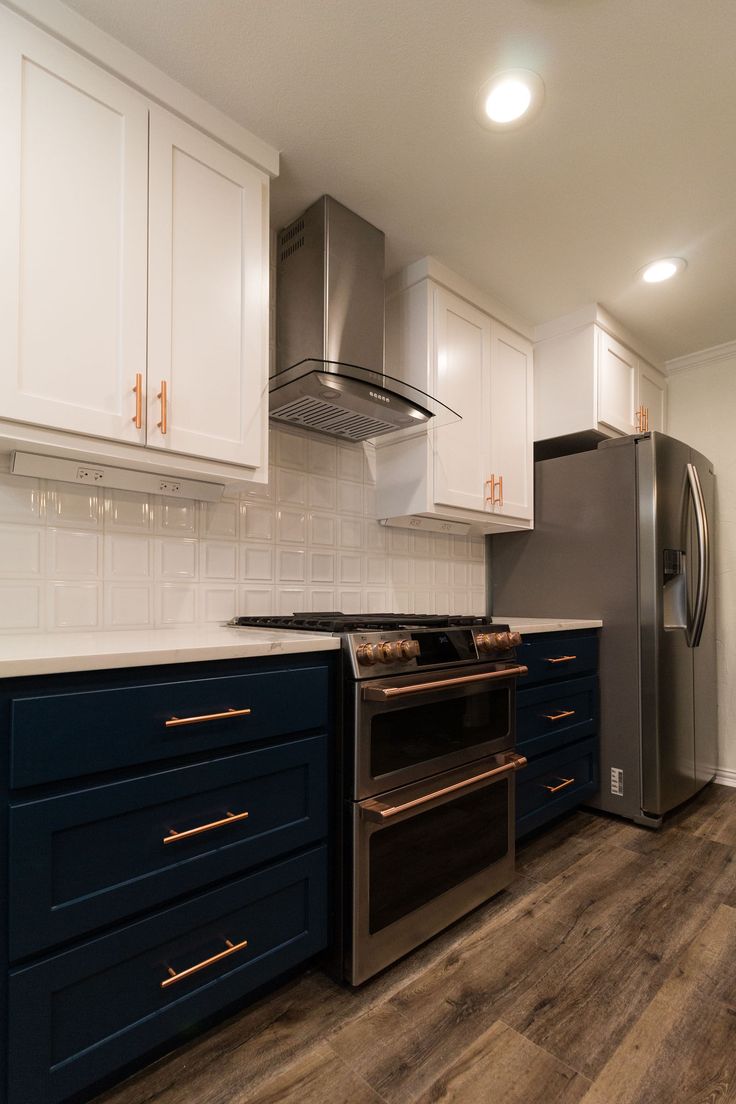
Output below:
[665,339,736,376]
[714,767,736,789]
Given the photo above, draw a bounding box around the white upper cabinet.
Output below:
[534,306,667,446]
[0,17,148,444]
[376,264,534,535]
[147,108,269,468]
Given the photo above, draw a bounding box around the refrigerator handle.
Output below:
[686,463,710,649]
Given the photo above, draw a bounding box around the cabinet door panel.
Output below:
[148,108,269,469]
[0,12,148,442]
[432,287,491,512]
[489,322,533,520]
[639,362,666,433]
[597,330,637,435]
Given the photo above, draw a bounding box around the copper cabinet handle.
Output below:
[485,474,496,504]
[643,406,650,432]
[497,474,504,507]
[161,937,248,989]
[132,372,143,429]
[165,707,252,728]
[635,406,642,432]
[543,776,575,794]
[157,380,168,434]
[541,708,576,722]
[163,809,249,845]
[361,753,528,822]
[545,655,577,665]
[362,664,528,700]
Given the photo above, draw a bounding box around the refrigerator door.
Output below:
[639,433,696,816]
[690,449,717,789]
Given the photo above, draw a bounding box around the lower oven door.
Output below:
[355,663,525,798]
[348,751,526,986]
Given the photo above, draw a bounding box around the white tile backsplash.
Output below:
[0,426,484,631]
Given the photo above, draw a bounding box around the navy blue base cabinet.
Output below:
[515,630,600,838]
[0,651,337,1104]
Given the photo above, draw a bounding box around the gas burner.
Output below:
[229,612,488,633]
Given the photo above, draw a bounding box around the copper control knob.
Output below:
[509,631,522,647]
[356,643,377,666]
[475,633,492,653]
[398,638,420,660]
[492,632,513,649]
[379,640,402,663]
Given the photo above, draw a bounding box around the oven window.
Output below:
[370,688,510,779]
[368,780,509,934]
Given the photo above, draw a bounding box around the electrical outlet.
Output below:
[76,466,105,483]
[159,480,182,495]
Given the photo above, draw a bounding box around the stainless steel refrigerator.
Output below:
[490,432,717,825]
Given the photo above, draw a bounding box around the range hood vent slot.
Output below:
[270,395,398,441]
[279,217,305,263]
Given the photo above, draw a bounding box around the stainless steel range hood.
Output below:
[271,196,456,441]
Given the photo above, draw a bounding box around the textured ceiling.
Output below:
[63,0,736,359]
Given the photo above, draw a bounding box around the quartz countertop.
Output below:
[0,626,341,678]
[493,617,603,635]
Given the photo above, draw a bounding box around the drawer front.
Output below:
[10,663,329,787]
[9,735,327,961]
[8,847,328,1104]
[516,676,598,759]
[517,736,599,838]
[518,633,598,686]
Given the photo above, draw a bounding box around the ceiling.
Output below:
[63,0,736,360]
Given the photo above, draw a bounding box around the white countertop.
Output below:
[0,626,341,678]
[494,617,603,635]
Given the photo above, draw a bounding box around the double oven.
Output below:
[339,623,527,985]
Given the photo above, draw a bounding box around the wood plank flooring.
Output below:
[94,783,736,1104]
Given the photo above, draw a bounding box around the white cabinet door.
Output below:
[489,322,533,521]
[638,362,667,433]
[147,107,269,469]
[597,329,637,435]
[431,287,491,512]
[0,13,148,443]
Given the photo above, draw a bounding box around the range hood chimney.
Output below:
[270,196,454,442]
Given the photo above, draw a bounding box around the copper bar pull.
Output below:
[165,707,252,728]
[497,474,504,507]
[541,708,576,722]
[132,372,143,429]
[545,655,577,665]
[157,380,168,434]
[163,809,249,845]
[485,475,496,504]
[543,776,575,794]
[161,937,249,989]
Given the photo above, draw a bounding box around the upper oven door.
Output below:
[354,662,525,799]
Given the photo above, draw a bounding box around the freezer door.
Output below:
[690,449,717,789]
[639,433,696,815]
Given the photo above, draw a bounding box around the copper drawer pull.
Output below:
[161,937,248,989]
[545,655,577,665]
[543,776,575,794]
[541,709,576,722]
[362,665,528,700]
[132,372,143,429]
[361,753,527,821]
[165,707,252,728]
[163,809,249,845]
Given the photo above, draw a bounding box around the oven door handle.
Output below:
[361,665,529,700]
[360,753,528,822]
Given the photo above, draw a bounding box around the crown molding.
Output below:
[665,339,736,376]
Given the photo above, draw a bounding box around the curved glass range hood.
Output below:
[269,359,459,442]
[272,196,461,443]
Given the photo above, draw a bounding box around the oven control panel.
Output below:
[350,626,521,677]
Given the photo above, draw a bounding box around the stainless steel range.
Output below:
[230,613,528,984]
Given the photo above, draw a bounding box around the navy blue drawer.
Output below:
[516,676,598,759]
[10,663,329,787]
[9,735,327,961]
[517,736,599,838]
[518,632,598,686]
[8,847,328,1104]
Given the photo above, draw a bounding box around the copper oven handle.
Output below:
[161,937,248,989]
[165,707,252,728]
[541,708,576,722]
[163,809,249,845]
[543,776,575,794]
[545,655,577,665]
[362,665,528,701]
[361,754,528,822]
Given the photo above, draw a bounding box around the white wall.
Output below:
[667,343,736,782]
[0,424,485,633]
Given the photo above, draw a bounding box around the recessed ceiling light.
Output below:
[476,69,545,131]
[639,258,687,283]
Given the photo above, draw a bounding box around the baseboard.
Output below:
[714,767,736,788]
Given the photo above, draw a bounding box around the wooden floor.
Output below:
[96,783,736,1104]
